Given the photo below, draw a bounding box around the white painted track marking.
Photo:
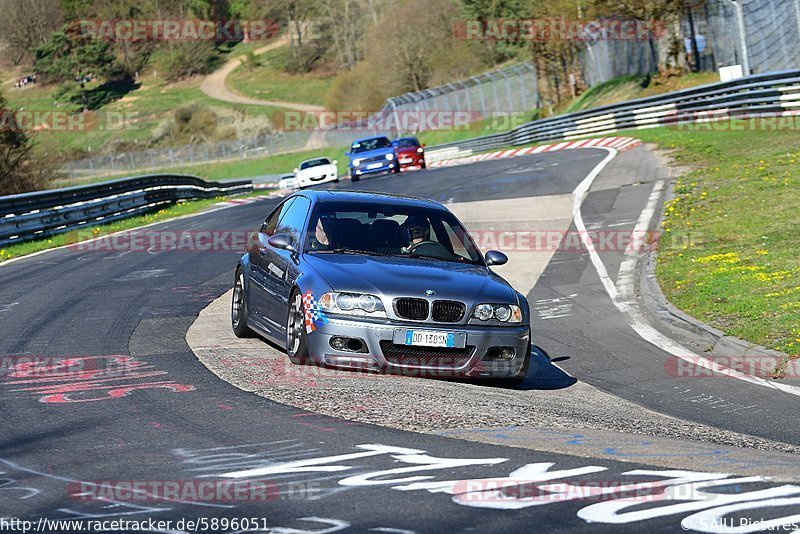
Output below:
[573,149,800,398]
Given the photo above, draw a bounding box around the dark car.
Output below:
[232,190,531,383]
[392,137,426,170]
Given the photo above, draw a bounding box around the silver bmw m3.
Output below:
[232,190,531,383]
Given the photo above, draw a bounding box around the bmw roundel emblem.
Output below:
[425,289,435,296]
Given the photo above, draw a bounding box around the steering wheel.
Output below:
[406,240,450,256]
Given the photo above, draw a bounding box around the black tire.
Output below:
[420,161,427,169]
[350,172,360,182]
[392,162,401,174]
[232,268,254,338]
[286,289,310,365]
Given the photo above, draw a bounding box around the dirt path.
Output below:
[200,37,325,112]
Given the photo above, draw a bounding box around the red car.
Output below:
[392,137,426,170]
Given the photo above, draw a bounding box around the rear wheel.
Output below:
[232,269,254,338]
[286,289,310,365]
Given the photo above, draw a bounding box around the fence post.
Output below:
[491,76,500,114]
[724,0,751,75]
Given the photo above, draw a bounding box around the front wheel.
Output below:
[286,289,310,365]
[392,163,401,174]
[232,269,254,338]
[350,172,360,182]
[500,338,531,387]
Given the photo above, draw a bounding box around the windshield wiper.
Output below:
[313,248,391,256]
[406,252,480,265]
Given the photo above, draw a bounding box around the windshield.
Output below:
[350,137,392,154]
[304,202,484,265]
[393,138,419,148]
[300,158,331,170]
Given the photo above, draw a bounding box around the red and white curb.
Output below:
[428,136,641,168]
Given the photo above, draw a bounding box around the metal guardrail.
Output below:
[427,69,800,153]
[0,175,252,247]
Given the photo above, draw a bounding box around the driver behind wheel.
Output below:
[400,216,431,253]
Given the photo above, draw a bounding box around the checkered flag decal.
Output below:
[302,290,328,333]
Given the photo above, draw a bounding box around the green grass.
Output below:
[628,125,800,372]
[227,45,333,106]
[0,197,232,262]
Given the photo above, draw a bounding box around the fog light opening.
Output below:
[329,336,367,353]
[484,347,516,361]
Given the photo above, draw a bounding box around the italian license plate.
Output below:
[399,158,412,164]
[398,329,464,348]
[367,162,383,169]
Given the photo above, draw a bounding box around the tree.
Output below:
[33,26,117,84]
[0,0,64,63]
[327,0,485,111]
[0,87,49,195]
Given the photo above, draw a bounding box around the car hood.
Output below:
[350,147,393,161]
[304,254,516,303]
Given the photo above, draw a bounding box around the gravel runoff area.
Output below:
[189,287,800,464]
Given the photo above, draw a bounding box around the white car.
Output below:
[294,157,339,188]
[277,173,299,190]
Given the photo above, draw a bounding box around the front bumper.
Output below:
[306,316,530,378]
[397,153,424,168]
[350,161,397,176]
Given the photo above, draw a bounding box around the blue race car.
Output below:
[346,136,400,181]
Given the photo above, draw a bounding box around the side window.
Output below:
[262,198,295,236]
[275,196,311,245]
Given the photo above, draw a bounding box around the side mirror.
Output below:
[485,250,508,266]
[332,160,338,165]
[268,234,296,252]
[421,143,426,147]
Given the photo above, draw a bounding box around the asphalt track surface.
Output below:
[2,148,800,533]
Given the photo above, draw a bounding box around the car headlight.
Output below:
[319,292,386,317]
[353,158,362,166]
[472,304,523,323]
[416,147,424,153]
[385,153,394,160]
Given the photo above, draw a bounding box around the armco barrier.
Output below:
[427,69,800,154]
[0,175,252,247]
